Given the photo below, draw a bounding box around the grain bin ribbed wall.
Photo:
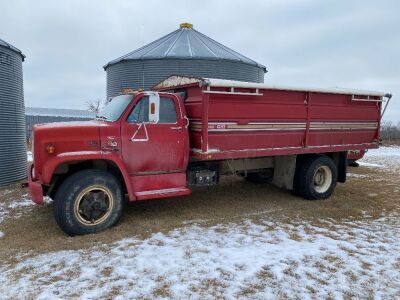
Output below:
[0,39,27,187]
[106,59,265,98]
[104,23,267,98]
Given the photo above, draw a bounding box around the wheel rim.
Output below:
[74,185,114,226]
[313,165,332,193]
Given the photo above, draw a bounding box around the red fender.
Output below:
[41,151,136,201]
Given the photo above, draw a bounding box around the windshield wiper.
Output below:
[95,115,108,121]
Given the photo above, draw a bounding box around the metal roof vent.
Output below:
[179,22,193,29]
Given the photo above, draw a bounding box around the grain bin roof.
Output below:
[104,23,266,71]
[25,107,96,118]
[0,38,25,60]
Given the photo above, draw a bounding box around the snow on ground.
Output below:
[0,194,34,224]
[1,216,399,299]
[361,146,400,172]
[0,193,52,224]
[0,146,398,299]
[7,197,34,209]
[357,161,382,168]
[364,145,400,157]
[347,173,368,178]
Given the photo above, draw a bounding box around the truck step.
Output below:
[134,187,191,201]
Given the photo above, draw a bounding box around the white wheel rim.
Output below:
[313,166,332,193]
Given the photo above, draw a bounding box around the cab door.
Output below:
[121,93,188,176]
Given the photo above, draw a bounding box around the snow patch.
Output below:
[365,146,400,157]
[0,217,399,299]
[0,195,36,224]
[360,146,400,172]
[347,173,368,178]
[357,161,382,168]
[0,231,4,238]
[8,198,35,209]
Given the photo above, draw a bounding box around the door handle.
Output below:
[171,126,183,131]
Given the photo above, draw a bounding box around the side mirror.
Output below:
[148,93,160,123]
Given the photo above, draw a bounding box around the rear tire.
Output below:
[294,156,337,200]
[53,169,124,236]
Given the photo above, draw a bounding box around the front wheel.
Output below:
[53,170,124,236]
[294,156,337,200]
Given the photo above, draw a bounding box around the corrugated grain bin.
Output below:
[104,23,266,98]
[0,38,27,187]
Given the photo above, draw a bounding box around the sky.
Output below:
[1,0,399,123]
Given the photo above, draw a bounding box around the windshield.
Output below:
[96,95,133,122]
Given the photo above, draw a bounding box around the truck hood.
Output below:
[34,120,103,130]
[33,120,104,146]
[32,120,117,172]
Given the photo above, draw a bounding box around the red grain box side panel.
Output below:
[200,90,380,160]
[206,89,307,152]
[154,76,382,161]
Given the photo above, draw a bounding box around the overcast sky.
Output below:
[1,0,399,122]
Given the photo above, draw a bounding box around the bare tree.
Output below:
[86,99,106,114]
[381,120,400,141]
[381,120,393,141]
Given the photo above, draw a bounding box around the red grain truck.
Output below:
[28,76,391,235]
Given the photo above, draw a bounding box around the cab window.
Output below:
[127,96,177,124]
[159,98,177,123]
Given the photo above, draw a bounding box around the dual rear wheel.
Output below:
[293,155,337,200]
[243,155,337,200]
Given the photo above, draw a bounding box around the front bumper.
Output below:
[28,164,44,204]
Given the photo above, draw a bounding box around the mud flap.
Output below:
[272,155,297,190]
[337,152,347,183]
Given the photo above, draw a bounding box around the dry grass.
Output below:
[0,158,399,279]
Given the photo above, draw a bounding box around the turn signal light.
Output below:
[46,144,56,154]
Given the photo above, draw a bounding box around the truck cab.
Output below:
[29,91,191,235]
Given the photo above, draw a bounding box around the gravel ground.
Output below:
[0,146,399,299]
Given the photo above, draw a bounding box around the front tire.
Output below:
[53,169,124,236]
[295,156,337,200]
